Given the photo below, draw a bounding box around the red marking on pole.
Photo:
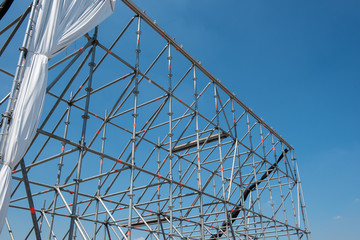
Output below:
[127,231,131,237]
[209,76,211,79]
[191,204,193,206]
[233,120,236,123]
[69,204,72,206]
[118,159,122,163]
[231,209,234,212]
[157,186,160,190]
[247,216,250,218]
[65,214,68,217]
[79,48,84,52]
[94,114,98,117]
[208,179,211,182]
[293,208,295,211]
[199,94,202,97]
[22,59,26,65]
[120,207,123,210]
[133,123,136,128]
[261,139,264,142]
[12,170,16,174]
[276,225,279,227]
[166,210,169,213]
[158,174,161,179]
[180,183,183,186]
[187,153,190,155]
[30,207,35,214]
[142,129,145,132]
[176,47,179,51]
[220,167,223,172]
[169,64,171,68]
[108,50,112,54]
[115,169,118,172]
[161,34,164,37]
[163,159,166,163]
[248,128,250,132]
[129,6,133,9]
[88,203,90,206]
[110,200,113,202]
[198,157,200,161]
[70,191,74,194]
[43,190,48,193]
[165,142,169,145]
[156,97,159,101]
[219,98,221,102]
[96,130,100,135]
[61,146,65,151]
[79,85,83,89]
[100,160,103,164]
[179,99,182,102]
[137,39,140,43]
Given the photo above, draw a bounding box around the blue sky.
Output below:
[1,0,360,239]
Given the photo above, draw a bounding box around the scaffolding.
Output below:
[0,0,311,239]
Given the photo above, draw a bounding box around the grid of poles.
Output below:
[0,0,311,239]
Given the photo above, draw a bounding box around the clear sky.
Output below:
[1,0,360,239]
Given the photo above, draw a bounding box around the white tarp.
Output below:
[0,0,115,233]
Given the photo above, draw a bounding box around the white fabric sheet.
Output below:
[0,0,115,233]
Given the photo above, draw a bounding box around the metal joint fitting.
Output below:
[73,178,83,183]
[19,46,28,58]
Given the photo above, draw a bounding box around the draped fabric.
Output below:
[0,0,116,233]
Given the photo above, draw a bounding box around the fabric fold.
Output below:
[0,0,116,234]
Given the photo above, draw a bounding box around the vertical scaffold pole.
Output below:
[167,43,174,240]
[128,15,142,240]
[48,93,72,240]
[68,27,98,240]
[93,110,107,240]
[0,0,38,162]
[213,84,229,239]
[194,67,205,239]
